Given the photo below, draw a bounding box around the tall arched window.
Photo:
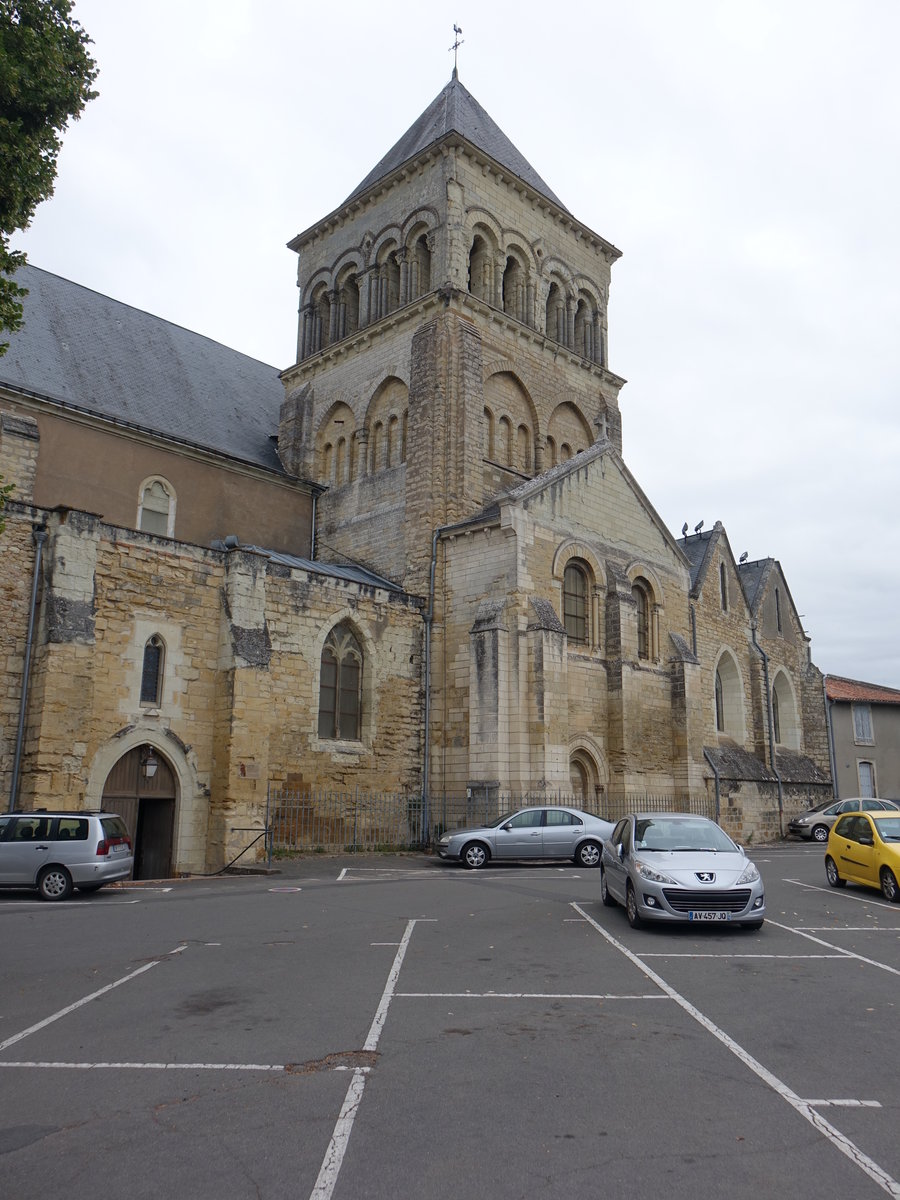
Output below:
[140,635,165,706]
[138,478,175,537]
[563,562,589,644]
[318,624,363,741]
[715,669,725,732]
[632,578,651,660]
[772,687,781,743]
[719,562,728,611]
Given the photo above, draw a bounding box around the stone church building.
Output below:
[0,72,831,875]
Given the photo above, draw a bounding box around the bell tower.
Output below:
[278,72,625,592]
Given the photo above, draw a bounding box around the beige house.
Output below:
[1,71,831,873]
[825,676,900,800]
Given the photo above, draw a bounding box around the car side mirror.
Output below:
[617,844,625,861]
[859,835,874,847]
[500,823,511,832]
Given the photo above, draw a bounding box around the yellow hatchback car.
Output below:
[825,811,900,902]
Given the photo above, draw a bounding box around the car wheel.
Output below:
[77,883,104,894]
[625,882,642,928]
[825,856,845,888]
[600,868,617,907]
[812,825,829,843]
[880,867,899,903]
[461,841,489,870]
[37,865,73,901]
[575,840,601,868]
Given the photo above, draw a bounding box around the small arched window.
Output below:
[138,478,175,537]
[563,562,589,645]
[318,624,363,741]
[140,635,165,706]
[772,687,781,743]
[719,562,728,611]
[632,578,651,660]
[715,669,725,732]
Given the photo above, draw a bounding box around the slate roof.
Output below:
[344,72,569,212]
[826,675,900,705]
[247,545,406,594]
[0,265,287,473]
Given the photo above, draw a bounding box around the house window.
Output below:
[138,478,175,536]
[858,761,875,798]
[563,562,588,644]
[853,703,874,745]
[318,623,362,740]
[715,670,725,732]
[719,562,728,611]
[632,578,651,660]
[140,635,164,706]
[772,687,781,743]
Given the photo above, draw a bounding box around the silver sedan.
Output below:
[600,812,765,929]
[437,806,615,869]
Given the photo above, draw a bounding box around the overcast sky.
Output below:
[12,0,900,688]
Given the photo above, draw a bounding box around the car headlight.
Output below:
[634,860,677,885]
[438,835,450,846]
[737,862,760,884]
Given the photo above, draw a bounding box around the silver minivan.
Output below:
[0,811,134,900]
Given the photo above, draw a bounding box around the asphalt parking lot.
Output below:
[1,843,899,1200]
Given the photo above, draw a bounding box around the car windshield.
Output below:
[634,817,736,853]
[873,817,900,842]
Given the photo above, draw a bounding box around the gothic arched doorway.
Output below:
[101,745,177,880]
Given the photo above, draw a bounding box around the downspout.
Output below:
[703,748,721,823]
[8,522,48,812]
[310,490,317,560]
[751,623,784,837]
[823,677,838,800]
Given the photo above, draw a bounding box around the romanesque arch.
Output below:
[317,400,357,486]
[483,371,537,473]
[546,401,593,465]
[365,377,409,474]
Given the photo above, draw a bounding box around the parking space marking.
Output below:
[310,917,431,1200]
[0,944,187,1054]
[639,952,848,959]
[785,878,900,912]
[572,903,900,1199]
[766,920,900,977]
[396,991,665,1000]
[0,1060,286,1072]
[806,1099,882,1108]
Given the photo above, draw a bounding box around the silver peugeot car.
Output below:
[437,805,615,869]
[600,812,765,929]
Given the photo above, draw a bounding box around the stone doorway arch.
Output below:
[102,744,177,880]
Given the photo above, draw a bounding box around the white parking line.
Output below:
[0,945,187,1054]
[309,918,428,1200]
[785,878,900,911]
[766,920,900,977]
[572,903,900,1199]
[396,991,665,1000]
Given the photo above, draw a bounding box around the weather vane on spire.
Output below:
[450,24,464,76]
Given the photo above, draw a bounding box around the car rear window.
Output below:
[101,816,129,838]
[56,818,89,841]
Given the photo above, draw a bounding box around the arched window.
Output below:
[715,670,725,731]
[772,670,800,749]
[772,686,781,743]
[138,478,175,537]
[140,635,165,706]
[318,624,362,741]
[719,562,728,611]
[564,562,589,644]
[632,578,651,660]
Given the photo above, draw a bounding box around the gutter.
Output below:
[8,522,48,812]
[751,623,784,836]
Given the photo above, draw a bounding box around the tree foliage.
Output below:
[0,0,98,352]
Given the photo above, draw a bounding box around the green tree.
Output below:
[0,0,98,352]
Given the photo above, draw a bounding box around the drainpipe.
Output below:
[310,490,317,560]
[8,522,48,812]
[703,748,721,823]
[823,677,838,800]
[751,623,784,837]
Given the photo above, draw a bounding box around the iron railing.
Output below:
[264,786,716,855]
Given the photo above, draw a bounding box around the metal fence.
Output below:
[264,785,715,855]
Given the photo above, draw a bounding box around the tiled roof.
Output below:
[0,265,287,473]
[825,675,900,704]
[344,72,569,211]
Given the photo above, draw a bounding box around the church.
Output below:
[0,71,831,875]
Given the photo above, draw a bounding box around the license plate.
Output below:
[689,911,730,921]
[111,843,129,854]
